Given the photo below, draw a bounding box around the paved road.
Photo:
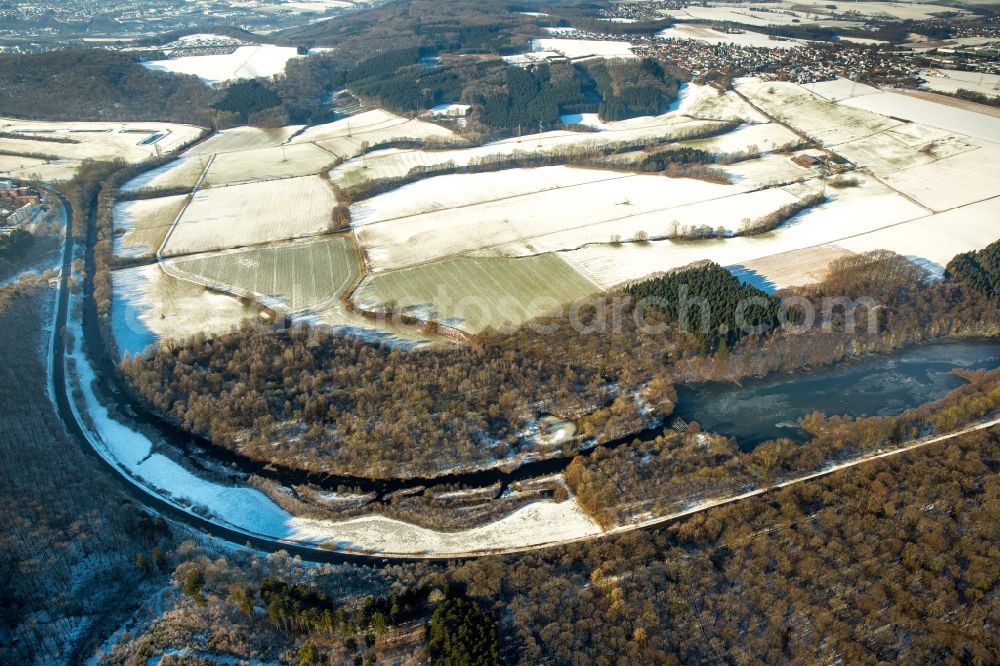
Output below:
[44,189,404,566]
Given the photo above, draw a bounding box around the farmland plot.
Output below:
[143,45,303,84]
[161,175,337,256]
[350,166,629,227]
[677,84,770,123]
[530,38,636,60]
[835,128,975,176]
[352,253,599,334]
[0,160,81,182]
[0,154,47,175]
[314,119,460,159]
[799,78,880,102]
[881,139,1000,211]
[0,118,202,162]
[681,122,800,154]
[288,109,459,159]
[290,109,412,144]
[723,153,813,189]
[201,143,338,187]
[735,78,901,145]
[835,195,1000,272]
[561,83,768,127]
[353,167,755,270]
[920,69,1000,100]
[329,117,728,190]
[113,195,189,260]
[165,235,359,313]
[120,155,210,193]
[186,125,304,155]
[112,263,254,356]
[658,24,804,50]
[560,176,929,288]
[484,186,804,257]
[729,245,856,293]
[839,90,1000,143]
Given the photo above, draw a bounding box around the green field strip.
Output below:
[353,253,601,334]
[166,235,360,314]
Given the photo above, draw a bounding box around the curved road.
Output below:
[45,190,406,565]
[45,189,1000,562]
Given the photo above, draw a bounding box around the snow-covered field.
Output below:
[201,142,338,187]
[354,166,752,270]
[920,69,1000,100]
[729,245,856,293]
[560,176,929,288]
[330,117,723,187]
[291,109,456,146]
[120,155,210,193]
[164,235,359,313]
[160,175,337,256]
[676,84,771,123]
[684,122,800,154]
[799,78,881,102]
[112,195,189,260]
[839,90,1000,143]
[833,195,1000,272]
[835,126,975,176]
[143,45,304,84]
[330,85,761,190]
[111,264,253,356]
[735,78,902,145]
[0,160,81,182]
[659,5,811,27]
[351,160,821,272]
[111,77,1000,352]
[729,191,1000,290]
[723,153,813,189]
[187,125,304,155]
[350,165,624,227]
[658,24,803,49]
[0,118,202,180]
[882,138,1000,211]
[529,38,637,60]
[0,153,48,174]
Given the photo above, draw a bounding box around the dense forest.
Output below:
[0,50,224,126]
[478,63,587,132]
[210,79,282,123]
[120,248,1000,480]
[276,0,542,59]
[946,238,1000,300]
[102,424,1000,664]
[0,279,181,664]
[336,51,683,133]
[588,58,682,121]
[625,262,785,353]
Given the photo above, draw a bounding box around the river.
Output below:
[674,339,1000,450]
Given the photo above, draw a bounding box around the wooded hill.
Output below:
[0,49,223,126]
[947,238,1000,301]
[275,0,542,60]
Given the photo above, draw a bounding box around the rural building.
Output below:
[792,154,822,168]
